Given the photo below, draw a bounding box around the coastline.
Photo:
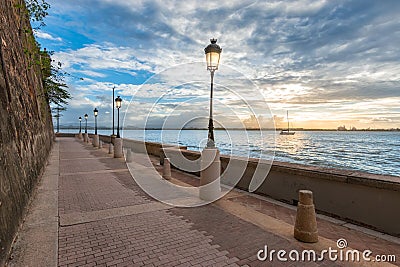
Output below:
[56,130,400,177]
[56,127,400,132]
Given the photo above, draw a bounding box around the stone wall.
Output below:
[0,0,54,264]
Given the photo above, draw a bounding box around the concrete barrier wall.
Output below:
[123,138,186,156]
[56,133,76,137]
[98,135,187,157]
[96,135,399,236]
[158,142,400,237]
[245,159,400,237]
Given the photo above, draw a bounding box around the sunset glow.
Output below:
[35,0,400,130]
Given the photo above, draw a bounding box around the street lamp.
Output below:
[93,108,98,135]
[84,114,88,133]
[115,96,122,138]
[204,38,222,148]
[79,117,82,133]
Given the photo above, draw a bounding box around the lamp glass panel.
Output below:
[206,52,220,70]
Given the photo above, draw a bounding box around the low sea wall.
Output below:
[80,134,399,236]
[156,146,399,237]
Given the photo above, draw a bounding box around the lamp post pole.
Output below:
[93,108,99,147]
[84,113,88,143]
[200,38,222,201]
[84,114,88,133]
[94,108,98,135]
[204,38,222,148]
[115,96,122,138]
[114,96,123,158]
[117,108,120,138]
[207,70,215,147]
[112,86,115,136]
[56,105,60,133]
[78,116,83,139]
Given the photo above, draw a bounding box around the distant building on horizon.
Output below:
[337,125,347,131]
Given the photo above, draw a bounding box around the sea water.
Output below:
[68,129,400,177]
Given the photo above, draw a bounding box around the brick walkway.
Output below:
[12,137,399,267]
[58,139,245,267]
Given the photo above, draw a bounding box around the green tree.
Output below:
[25,0,50,29]
[23,0,72,107]
[40,49,71,106]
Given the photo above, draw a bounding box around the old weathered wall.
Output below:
[0,0,54,264]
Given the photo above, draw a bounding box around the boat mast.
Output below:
[287,110,290,132]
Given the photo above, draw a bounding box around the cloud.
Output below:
[53,44,153,74]
[44,0,400,129]
[78,70,107,78]
[34,30,62,41]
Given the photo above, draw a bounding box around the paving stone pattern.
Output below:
[57,138,399,267]
[59,139,244,266]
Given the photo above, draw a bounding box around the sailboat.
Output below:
[280,110,295,135]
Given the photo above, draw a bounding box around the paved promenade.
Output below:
[7,137,400,267]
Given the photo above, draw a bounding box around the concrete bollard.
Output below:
[84,133,88,143]
[93,134,99,147]
[108,143,114,154]
[114,138,123,158]
[294,190,319,243]
[126,148,133,163]
[78,132,83,140]
[162,157,172,180]
[98,140,103,149]
[199,147,221,201]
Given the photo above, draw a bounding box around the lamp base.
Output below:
[93,134,99,147]
[114,138,123,158]
[199,147,221,201]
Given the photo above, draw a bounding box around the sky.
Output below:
[34,0,400,130]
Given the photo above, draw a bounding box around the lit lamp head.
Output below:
[84,114,88,120]
[93,108,98,117]
[204,38,222,72]
[115,96,122,109]
[79,116,82,122]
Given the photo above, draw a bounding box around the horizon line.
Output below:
[55,126,400,131]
